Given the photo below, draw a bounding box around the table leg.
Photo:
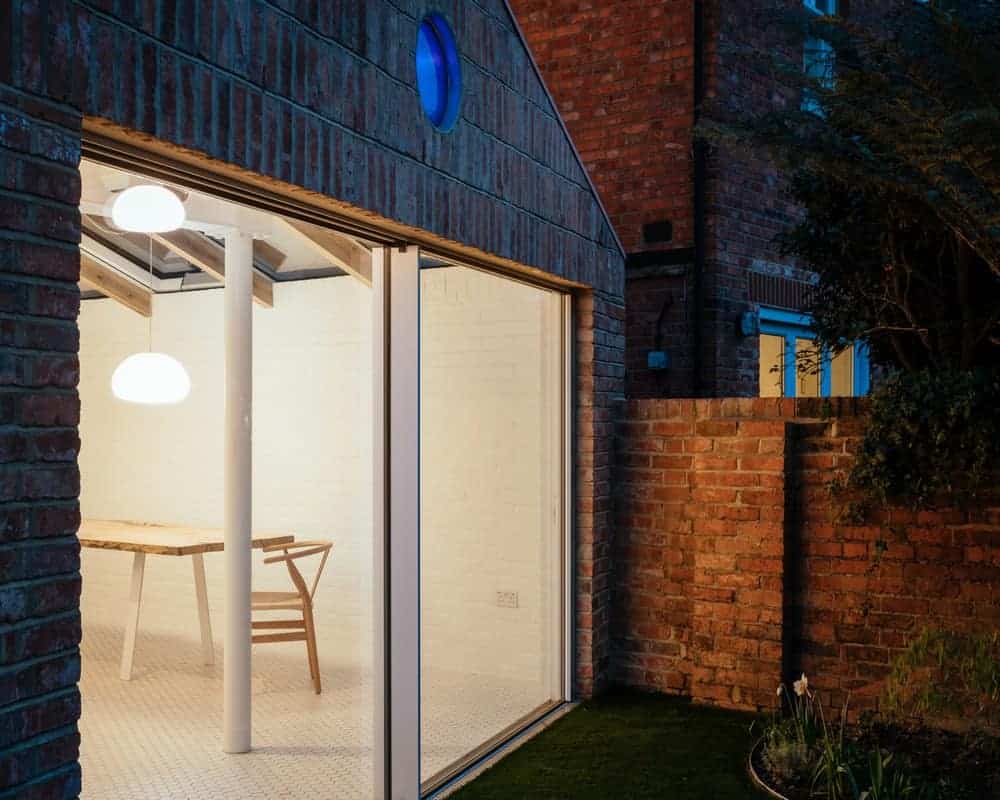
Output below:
[192,553,215,665]
[120,552,146,681]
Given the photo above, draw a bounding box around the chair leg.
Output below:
[303,604,321,694]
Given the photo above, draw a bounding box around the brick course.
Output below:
[614,398,1000,716]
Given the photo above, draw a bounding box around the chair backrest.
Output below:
[262,540,333,602]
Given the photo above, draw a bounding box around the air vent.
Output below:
[642,219,673,244]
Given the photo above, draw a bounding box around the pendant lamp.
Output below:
[109,185,192,405]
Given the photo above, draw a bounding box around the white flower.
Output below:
[793,674,809,697]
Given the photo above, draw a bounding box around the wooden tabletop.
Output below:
[79,519,294,556]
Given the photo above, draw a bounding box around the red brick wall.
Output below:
[514,1,925,399]
[510,0,696,255]
[510,0,699,398]
[614,398,1000,715]
[575,290,626,696]
[514,0,809,398]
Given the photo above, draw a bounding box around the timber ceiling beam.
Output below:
[278,218,372,286]
[79,252,152,317]
[150,230,275,308]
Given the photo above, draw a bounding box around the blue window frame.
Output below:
[802,0,837,114]
[759,307,870,398]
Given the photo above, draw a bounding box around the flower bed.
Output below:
[751,673,1000,800]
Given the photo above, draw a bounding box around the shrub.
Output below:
[758,674,959,799]
[884,628,1000,733]
[842,369,1000,511]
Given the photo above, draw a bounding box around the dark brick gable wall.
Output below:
[36,0,623,293]
[0,1,625,796]
[0,88,84,799]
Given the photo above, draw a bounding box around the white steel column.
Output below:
[223,230,253,754]
[561,294,574,701]
[373,245,421,799]
[373,247,388,798]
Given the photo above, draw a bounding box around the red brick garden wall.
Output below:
[614,398,1000,715]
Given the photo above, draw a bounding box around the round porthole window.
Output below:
[416,13,461,132]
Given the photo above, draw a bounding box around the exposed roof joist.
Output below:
[150,230,275,308]
[279,219,372,287]
[80,252,152,317]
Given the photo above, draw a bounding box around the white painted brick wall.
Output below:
[79,268,561,702]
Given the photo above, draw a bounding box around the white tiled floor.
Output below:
[79,552,549,799]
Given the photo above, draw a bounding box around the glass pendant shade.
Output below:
[111,185,186,233]
[111,352,191,405]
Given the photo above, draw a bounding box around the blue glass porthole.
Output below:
[416,13,461,132]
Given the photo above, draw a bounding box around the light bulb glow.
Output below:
[111,352,191,405]
[111,185,186,233]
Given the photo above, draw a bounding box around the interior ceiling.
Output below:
[78,159,375,313]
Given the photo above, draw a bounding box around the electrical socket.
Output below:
[496,590,519,609]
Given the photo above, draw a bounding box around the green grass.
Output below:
[448,689,766,800]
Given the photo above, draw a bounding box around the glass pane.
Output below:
[759,334,786,397]
[77,158,375,798]
[420,263,564,786]
[830,345,854,396]
[796,338,822,397]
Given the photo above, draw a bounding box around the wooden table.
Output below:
[79,519,294,680]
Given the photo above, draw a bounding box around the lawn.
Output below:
[448,689,765,800]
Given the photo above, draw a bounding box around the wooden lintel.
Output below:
[150,230,274,308]
[279,218,372,286]
[80,252,152,317]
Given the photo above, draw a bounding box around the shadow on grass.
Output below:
[448,688,766,800]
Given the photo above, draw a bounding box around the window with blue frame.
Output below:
[802,0,837,114]
[758,308,870,398]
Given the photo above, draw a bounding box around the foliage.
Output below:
[840,368,1000,510]
[759,675,952,799]
[764,733,813,785]
[855,750,935,800]
[761,676,822,784]
[703,1,1000,371]
[702,2,1000,511]
[884,628,1000,732]
[811,699,856,800]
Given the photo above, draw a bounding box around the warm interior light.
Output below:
[111,352,191,405]
[111,184,186,233]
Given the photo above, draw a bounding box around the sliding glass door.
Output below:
[418,258,569,790]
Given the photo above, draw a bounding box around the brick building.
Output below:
[0,3,623,798]
[511,0,872,399]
